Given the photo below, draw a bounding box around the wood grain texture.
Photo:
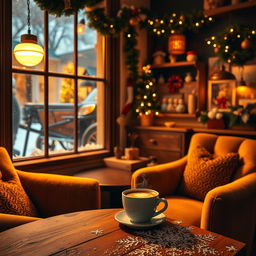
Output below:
[0,209,245,256]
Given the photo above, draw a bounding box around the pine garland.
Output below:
[34,0,102,16]
[207,25,256,66]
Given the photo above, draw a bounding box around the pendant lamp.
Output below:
[77,19,86,35]
[14,0,44,67]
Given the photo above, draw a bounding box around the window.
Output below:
[11,0,106,159]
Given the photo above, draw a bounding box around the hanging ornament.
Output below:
[241,38,252,49]
[129,17,139,26]
[64,0,72,11]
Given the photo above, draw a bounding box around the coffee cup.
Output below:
[122,188,168,223]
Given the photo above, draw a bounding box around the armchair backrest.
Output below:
[188,133,256,180]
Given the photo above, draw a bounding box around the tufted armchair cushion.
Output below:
[132,133,256,256]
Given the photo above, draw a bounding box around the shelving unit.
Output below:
[204,0,256,17]
[151,61,197,69]
[152,61,206,115]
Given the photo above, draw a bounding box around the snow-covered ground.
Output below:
[13,123,102,159]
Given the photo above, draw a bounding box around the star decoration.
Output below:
[226,245,237,252]
[91,229,104,235]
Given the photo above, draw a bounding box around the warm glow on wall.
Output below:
[14,35,44,67]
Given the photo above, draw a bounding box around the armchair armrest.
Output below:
[0,213,40,232]
[131,156,187,196]
[201,172,256,256]
[17,170,100,217]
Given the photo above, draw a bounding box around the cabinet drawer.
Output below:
[138,131,182,151]
[140,148,181,164]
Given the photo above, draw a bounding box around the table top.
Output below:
[74,167,132,188]
[0,209,245,256]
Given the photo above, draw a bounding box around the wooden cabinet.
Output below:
[152,61,207,116]
[132,126,191,164]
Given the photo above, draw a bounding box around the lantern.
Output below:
[168,34,186,55]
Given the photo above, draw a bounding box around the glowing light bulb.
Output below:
[14,34,44,67]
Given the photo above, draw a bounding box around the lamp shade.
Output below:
[14,34,44,67]
[209,65,236,80]
[168,34,186,55]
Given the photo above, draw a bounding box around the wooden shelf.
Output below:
[151,61,198,69]
[204,0,256,17]
[158,113,196,119]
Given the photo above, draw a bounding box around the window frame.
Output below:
[0,0,120,173]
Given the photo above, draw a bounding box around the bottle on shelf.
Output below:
[188,90,196,114]
[176,99,186,113]
[167,97,174,112]
[161,97,168,112]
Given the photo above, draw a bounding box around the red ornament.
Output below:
[241,38,252,49]
[167,75,183,93]
[129,17,139,26]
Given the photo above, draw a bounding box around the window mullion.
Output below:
[74,13,78,153]
[44,10,49,157]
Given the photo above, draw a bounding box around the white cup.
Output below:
[122,188,168,223]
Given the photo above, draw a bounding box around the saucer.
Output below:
[115,210,166,229]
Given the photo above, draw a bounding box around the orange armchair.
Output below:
[0,147,100,232]
[132,133,256,256]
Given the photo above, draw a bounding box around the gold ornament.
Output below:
[241,38,252,49]
[214,47,219,53]
[129,17,139,26]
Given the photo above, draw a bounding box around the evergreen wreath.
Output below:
[34,0,103,16]
[167,75,183,93]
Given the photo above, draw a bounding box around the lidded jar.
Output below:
[186,51,197,62]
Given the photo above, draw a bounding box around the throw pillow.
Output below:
[0,148,38,217]
[179,145,239,201]
[0,181,38,217]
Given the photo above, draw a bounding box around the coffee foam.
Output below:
[126,191,157,198]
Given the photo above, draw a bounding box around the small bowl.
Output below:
[164,122,176,128]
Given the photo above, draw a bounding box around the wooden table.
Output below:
[0,209,245,256]
[74,167,132,208]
